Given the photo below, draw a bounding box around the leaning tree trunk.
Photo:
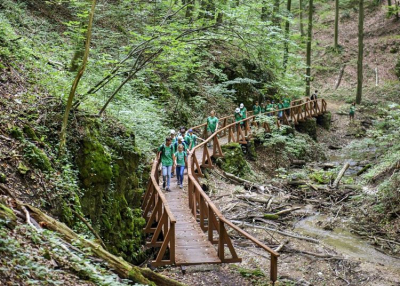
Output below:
[356,0,364,104]
[59,0,96,154]
[334,0,339,50]
[283,0,292,72]
[305,0,313,97]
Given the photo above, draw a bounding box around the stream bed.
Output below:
[294,214,400,272]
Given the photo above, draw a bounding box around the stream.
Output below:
[294,214,400,273]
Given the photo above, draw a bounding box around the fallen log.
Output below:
[331,163,350,189]
[328,145,342,150]
[290,160,306,166]
[356,164,372,176]
[236,195,271,204]
[223,171,264,192]
[274,239,289,252]
[24,204,185,286]
[285,247,343,260]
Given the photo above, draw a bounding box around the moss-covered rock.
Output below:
[0,203,17,229]
[9,126,23,140]
[23,142,52,172]
[0,172,6,183]
[218,142,251,177]
[75,120,145,264]
[246,139,257,161]
[317,112,332,130]
[295,118,317,140]
[23,125,39,141]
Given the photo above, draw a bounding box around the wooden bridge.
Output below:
[142,98,328,284]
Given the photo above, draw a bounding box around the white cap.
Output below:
[170,129,176,134]
[177,136,183,141]
[240,103,244,108]
[235,108,240,113]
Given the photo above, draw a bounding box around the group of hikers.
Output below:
[157,91,355,192]
[157,126,198,191]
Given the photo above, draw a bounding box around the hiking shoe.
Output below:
[171,173,175,178]
[179,184,183,189]
[166,188,171,192]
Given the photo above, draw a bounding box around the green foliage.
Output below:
[218,143,252,177]
[0,225,143,285]
[23,142,53,172]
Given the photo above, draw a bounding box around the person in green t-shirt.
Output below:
[240,103,247,130]
[283,98,291,117]
[174,144,187,189]
[277,100,284,120]
[185,129,197,150]
[207,110,219,147]
[349,102,356,122]
[234,107,242,131]
[261,102,266,113]
[157,137,175,192]
[253,101,261,115]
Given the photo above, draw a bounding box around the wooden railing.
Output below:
[192,97,326,140]
[142,98,327,281]
[142,158,176,266]
[187,98,327,284]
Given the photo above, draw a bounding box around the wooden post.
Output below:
[169,222,175,263]
[218,219,225,260]
[270,255,278,284]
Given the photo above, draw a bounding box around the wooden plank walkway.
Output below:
[162,176,221,265]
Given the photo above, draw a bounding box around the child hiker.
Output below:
[174,144,187,189]
[157,137,175,192]
[185,129,197,150]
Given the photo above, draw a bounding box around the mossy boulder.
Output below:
[23,125,39,141]
[396,57,400,80]
[9,126,23,140]
[218,142,251,177]
[76,121,145,264]
[0,172,6,183]
[0,203,17,229]
[317,112,332,130]
[295,118,317,140]
[23,142,52,171]
[246,139,257,161]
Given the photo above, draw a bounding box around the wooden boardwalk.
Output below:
[142,98,328,283]
[163,179,221,265]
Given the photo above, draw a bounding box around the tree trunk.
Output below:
[261,1,268,21]
[283,0,292,72]
[334,0,339,49]
[334,64,346,90]
[273,0,280,25]
[305,0,313,97]
[356,0,364,104]
[59,0,96,153]
[186,0,195,18]
[25,204,185,286]
[388,0,393,16]
[299,0,305,36]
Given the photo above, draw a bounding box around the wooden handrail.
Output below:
[187,98,327,283]
[191,97,318,135]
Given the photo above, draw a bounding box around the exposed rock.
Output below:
[295,118,317,140]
